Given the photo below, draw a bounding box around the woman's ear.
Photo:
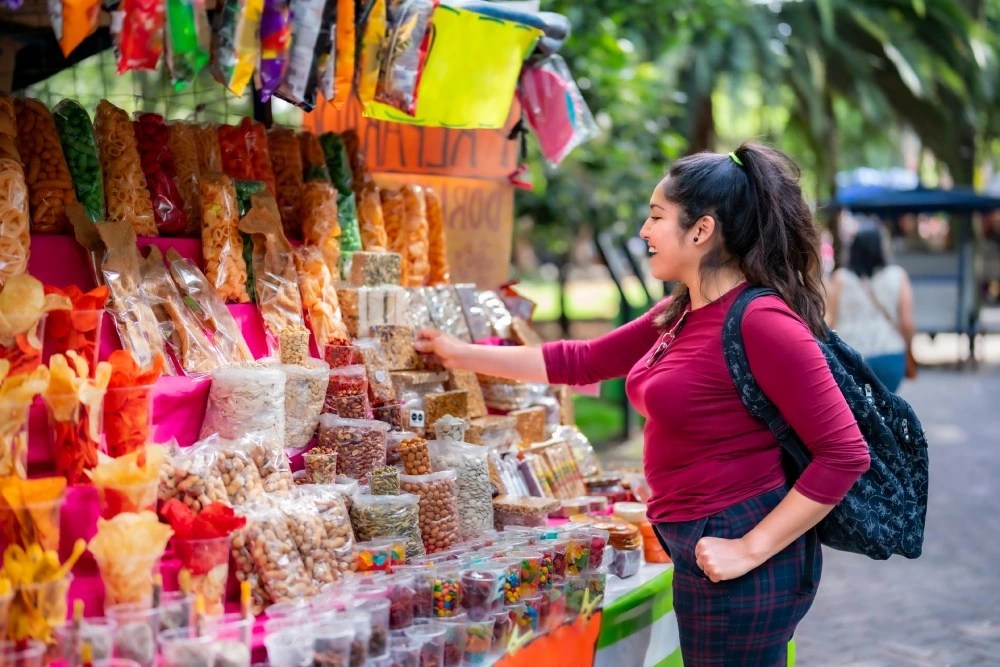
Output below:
[691,215,717,245]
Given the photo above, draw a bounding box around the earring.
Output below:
[693,237,699,243]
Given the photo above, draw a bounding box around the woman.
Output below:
[416,142,870,666]
[826,225,916,392]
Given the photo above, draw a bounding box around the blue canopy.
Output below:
[828,185,1000,214]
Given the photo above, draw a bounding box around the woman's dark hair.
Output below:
[848,226,887,278]
[654,141,827,337]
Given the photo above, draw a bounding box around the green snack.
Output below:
[318,132,362,255]
[52,99,105,222]
[235,179,267,303]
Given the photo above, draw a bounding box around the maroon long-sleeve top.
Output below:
[542,285,870,523]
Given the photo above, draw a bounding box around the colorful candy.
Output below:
[432,573,460,618]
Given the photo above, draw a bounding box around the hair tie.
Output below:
[729,152,744,167]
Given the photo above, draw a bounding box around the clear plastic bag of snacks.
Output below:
[349,492,424,560]
[317,415,389,481]
[271,358,329,452]
[399,470,459,554]
[200,365,286,443]
[427,440,493,540]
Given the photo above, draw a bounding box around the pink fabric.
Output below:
[543,286,870,524]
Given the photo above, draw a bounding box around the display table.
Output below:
[598,564,680,667]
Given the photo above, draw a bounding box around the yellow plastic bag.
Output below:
[364,5,540,129]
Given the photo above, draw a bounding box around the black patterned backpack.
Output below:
[723,286,929,560]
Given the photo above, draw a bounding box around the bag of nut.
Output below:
[290,485,356,585]
[399,470,459,554]
[427,439,494,540]
[349,492,425,559]
[158,440,232,513]
[212,437,267,506]
[228,433,295,494]
[317,415,390,482]
[235,499,315,607]
[268,358,329,453]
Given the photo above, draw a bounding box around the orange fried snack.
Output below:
[103,350,164,458]
[0,274,72,376]
[0,362,50,477]
[0,475,67,552]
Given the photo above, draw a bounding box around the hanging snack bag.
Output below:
[400,184,429,287]
[211,0,264,96]
[275,0,327,109]
[300,181,341,275]
[379,188,408,285]
[165,0,211,89]
[199,173,251,304]
[354,0,386,105]
[52,100,104,224]
[329,0,355,108]
[115,0,166,73]
[93,100,157,236]
[258,0,293,102]
[293,245,349,350]
[308,0,339,107]
[53,0,101,58]
[14,98,77,234]
[266,126,303,237]
[424,187,449,284]
[218,123,254,181]
[319,132,362,256]
[241,118,277,196]
[166,121,202,234]
[375,0,435,115]
[133,112,189,236]
[193,122,223,175]
[357,183,388,251]
[299,131,331,182]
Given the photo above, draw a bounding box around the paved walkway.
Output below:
[600,363,1000,666]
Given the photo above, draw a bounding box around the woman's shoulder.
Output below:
[742,291,812,337]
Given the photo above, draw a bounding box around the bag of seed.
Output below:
[349,492,424,559]
[427,439,493,540]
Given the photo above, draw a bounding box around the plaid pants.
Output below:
[655,486,822,667]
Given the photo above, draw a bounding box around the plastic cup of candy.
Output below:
[0,640,47,667]
[497,559,522,607]
[459,565,503,621]
[386,572,416,630]
[393,564,434,619]
[437,614,468,667]
[489,609,513,657]
[353,597,391,658]
[265,626,315,667]
[404,619,445,667]
[459,617,494,666]
[564,535,591,576]
[312,623,355,667]
[388,635,423,667]
[431,565,462,618]
[507,550,543,597]
[354,540,393,573]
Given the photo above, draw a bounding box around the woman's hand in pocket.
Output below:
[694,536,762,583]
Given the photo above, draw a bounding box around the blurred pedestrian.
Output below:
[825,224,916,392]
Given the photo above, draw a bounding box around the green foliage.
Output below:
[517,0,999,253]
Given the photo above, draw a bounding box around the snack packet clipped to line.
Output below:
[165,0,212,90]
[375,0,436,115]
[116,0,166,73]
[211,0,263,96]
[53,0,101,58]
[331,0,356,108]
[257,0,293,102]
[275,0,329,110]
[354,0,386,105]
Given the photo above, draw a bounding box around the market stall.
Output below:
[0,1,685,665]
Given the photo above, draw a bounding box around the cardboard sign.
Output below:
[374,172,514,289]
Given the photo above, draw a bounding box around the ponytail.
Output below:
[655,141,826,337]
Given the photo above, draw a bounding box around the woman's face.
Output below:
[639,183,698,282]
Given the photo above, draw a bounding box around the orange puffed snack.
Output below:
[14,98,78,234]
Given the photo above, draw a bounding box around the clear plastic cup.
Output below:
[56,617,115,666]
[564,535,591,576]
[265,626,314,667]
[388,635,422,667]
[158,591,195,634]
[459,617,494,666]
[342,610,371,667]
[459,565,503,621]
[159,628,218,667]
[546,579,567,631]
[391,564,434,619]
[507,551,542,597]
[265,600,309,620]
[0,639,46,667]
[437,614,468,667]
[431,564,462,618]
[15,574,72,638]
[94,659,142,667]
[173,536,231,616]
[1,495,65,553]
[386,572,416,630]
[106,604,160,667]
[519,595,543,634]
[354,540,392,573]
[497,559,521,607]
[489,609,513,657]
[353,597,390,658]
[404,619,445,667]
[312,623,354,667]
[202,612,255,651]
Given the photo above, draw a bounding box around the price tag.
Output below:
[408,410,426,429]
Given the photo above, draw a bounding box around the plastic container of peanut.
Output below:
[317,415,389,481]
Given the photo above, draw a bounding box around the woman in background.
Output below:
[826,225,916,392]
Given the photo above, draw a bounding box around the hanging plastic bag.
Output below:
[13,98,77,234]
[241,118,277,196]
[217,123,254,180]
[374,0,435,115]
[519,55,599,167]
[52,0,101,58]
[52,99,105,224]
[211,0,263,96]
[354,0,386,105]
[257,0,293,102]
[330,0,356,108]
[166,121,202,235]
[366,4,540,129]
[424,186,449,284]
[93,100,157,236]
[200,173,251,304]
[275,0,328,109]
[165,0,211,89]
[116,0,166,73]
[267,127,304,237]
[133,113,189,236]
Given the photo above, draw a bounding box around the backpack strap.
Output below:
[722,286,811,473]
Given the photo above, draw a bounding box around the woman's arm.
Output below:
[415,299,669,386]
[414,330,549,383]
[695,298,870,582]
